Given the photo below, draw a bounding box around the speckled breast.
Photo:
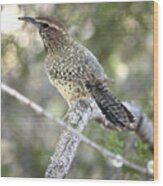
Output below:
[52,79,90,105]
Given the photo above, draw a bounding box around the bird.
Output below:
[18,16,136,131]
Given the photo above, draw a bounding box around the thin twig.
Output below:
[1,82,153,177]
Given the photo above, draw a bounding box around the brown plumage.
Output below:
[18,16,136,130]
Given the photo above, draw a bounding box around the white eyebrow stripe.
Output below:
[36,19,49,24]
[36,19,65,33]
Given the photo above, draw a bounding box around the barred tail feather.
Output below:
[87,82,136,130]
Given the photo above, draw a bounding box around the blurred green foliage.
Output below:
[1,2,154,180]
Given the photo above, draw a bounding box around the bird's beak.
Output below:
[18,16,37,25]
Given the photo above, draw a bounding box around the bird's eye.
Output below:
[42,23,49,28]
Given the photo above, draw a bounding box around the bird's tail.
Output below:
[87,82,136,130]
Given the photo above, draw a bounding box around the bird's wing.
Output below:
[82,47,108,83]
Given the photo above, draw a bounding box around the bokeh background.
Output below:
[1,2,154,180]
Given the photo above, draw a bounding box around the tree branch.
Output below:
[1,82,153,178]
[45,100,95,178]
[124,102,154,148]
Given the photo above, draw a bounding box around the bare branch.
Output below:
[124,102,154,147]
[45,100,96,178]
[1,82,153,178]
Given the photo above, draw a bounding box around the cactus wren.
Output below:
[18,16,136,130]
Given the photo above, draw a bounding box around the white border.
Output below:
[0,0,158,5]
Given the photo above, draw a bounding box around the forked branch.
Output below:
[1,82,154,178]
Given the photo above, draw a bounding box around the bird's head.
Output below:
[18,16,67,35]
[18,16,68,52]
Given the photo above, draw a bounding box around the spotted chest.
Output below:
[51,78,90,105]
[45,47,91,104]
